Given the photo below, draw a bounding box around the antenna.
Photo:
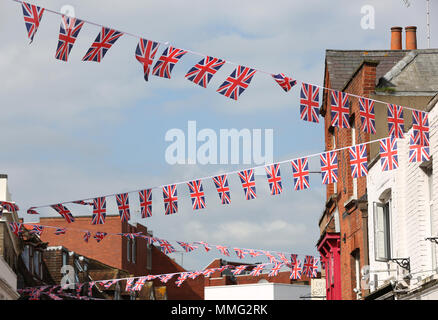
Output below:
[402,0,431,49]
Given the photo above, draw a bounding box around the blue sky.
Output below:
[1,0,437,271]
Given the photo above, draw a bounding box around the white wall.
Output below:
[204,283,310,300]
[367,99,438,297]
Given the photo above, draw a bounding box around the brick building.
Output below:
[38,215,203,299]
[317,26,438,300]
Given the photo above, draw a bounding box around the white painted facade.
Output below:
[367,97,438,299]
[204,282,310,300]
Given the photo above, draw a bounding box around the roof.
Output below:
[325,49,409,91]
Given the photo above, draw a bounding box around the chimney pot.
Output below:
[405,26,417,50]
[391,27,403,50]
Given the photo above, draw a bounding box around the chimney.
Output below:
[391,26,403,50]
[405,26,417,50]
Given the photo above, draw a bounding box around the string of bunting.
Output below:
[18,255,319,299]
[12,0,432,114]
[7,221,318,272]
[21,128,430,223]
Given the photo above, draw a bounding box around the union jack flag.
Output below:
[268,263,284,277]
[291,157,310,191]
[135,38,159,81]
[54,228,66,235]
[116,193,130,222]
[185,56,225,88]
[320,151,338,185]
[278,253,290,264]
[409,135,430,163]
[152,46,187,79]
[27,207,39,215]
[187,180,206,210]
[202,269,216,277]
[359,98,376,134]
[82,27,123,62]
[272,73,297,92]
[412,110,430,146]
[29,225,44,236]
[234,248,247,259]
[132,277,147,291]
[303,256,314,278]
[118,232,142,240]
[265,164,283,195]
[51,204,75,223]
[158,239,176,254]
[263,251,279,264]
[139,189,152,218]
[175,272,190,287]
[188,271,202,280]
[55,16,84,61]
[300,83,320,123]
[217,65,257,100]
[94,232,107,243]
[9,222,23,237]
[213,175,231,205]
[238,169,257,200]
[330,90,350,128]
[163,185,178,215]
[289,255,302,280]
[125,278,134,292]
[83,231,91,243]
[159,274,174,283]
[21,2,44,43]
[249,264,266,277]
[145,275,158,281]
[0,201,19,213]
[194,241,211,252]
[380,137,399,171]
[312,258,319,278]
[73,200,93,206]
[387,104,405,139]
[232,265,248,276]
[349,144,368,178]
[92,197,106,225]
[247,249,262,257]
[177,241,198,253]
[216,245,230,256]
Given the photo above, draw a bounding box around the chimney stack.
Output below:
[391,26,403,50]
[405,26,417,50]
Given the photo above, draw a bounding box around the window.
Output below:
[62,250,68,266]
[33,250,41,279]
[127,238,131,262]
[373,201,391,261]
[132,238,136,264]
[22,246,30,271]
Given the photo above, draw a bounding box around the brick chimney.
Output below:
[391,26,403,50]
[405,26,417,50]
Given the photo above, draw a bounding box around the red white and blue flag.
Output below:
[312,258,319,278]
[135,38,159,81]
[177,241,197,253]
[387,104,405,139]
[55,16,84,61]
[21,2,44,43]
[247,249,262,257]
[409,135,430,163]
[412,110,430,146]
[291,157,310,191]
[175,273,190,287]
[187,180,206,210]
[188,271,202,280]
[92,197,106,225]
[330,91,350,128]
[232,265,248,276]
[27,207,39,215]
[265,164,283,195]
[9,222,23,237]
[234,248,247,259]
[83,231,91,243]
[125,278,134,292]
[51,204,75,223]
[268,263,284,277]
[300,83,320,123]
[152,46,187,79]
[163,185,178,215]
[213,175,231,205]
[238,169,257,200]
[139,189,152,218]
[29,225,44,236]
[82,27,123,62]
[132,277,147,291]
[272,73,297,92]
[217,65,256,100]
[263,251,279,264]
[195,241,211,252]
[320,151,338,185]
[73,200,93,206]
[303,256,314,278]
[380,137,398,171]
[116,193,130,222]
[216,245,230,257]
[202,269,216,277]
[185,56,225,88]
[348,144,368,178]
[54,228,66,235]
[249,264,266,277]
[0,201,19,213]
[159,274,174,283]
[94,232,107,243]
[359,98,376,134]
[158,239,176,254]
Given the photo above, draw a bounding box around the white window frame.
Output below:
[373,201,392,262]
